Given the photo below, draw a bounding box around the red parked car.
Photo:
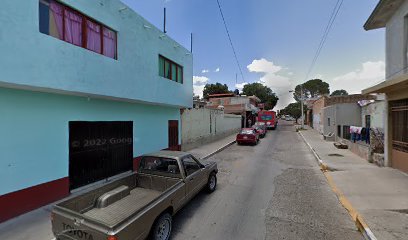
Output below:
[253,123,267,138]
[236,128,260,145]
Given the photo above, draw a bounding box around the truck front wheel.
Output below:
[151,212,172,240]
[206,173,217,193]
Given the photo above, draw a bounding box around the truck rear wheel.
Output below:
[151,212,172,240]
[206,173,217,193]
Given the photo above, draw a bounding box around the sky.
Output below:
[121,0,385,110]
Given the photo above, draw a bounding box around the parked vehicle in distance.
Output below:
[253,123,267,138]
[51,151,218,240]
[258,110,277,130]
[236,128,260,145]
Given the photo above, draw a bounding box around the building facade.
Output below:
[0,0,192,222]
[206,94,261,127]
[363,0,408,173]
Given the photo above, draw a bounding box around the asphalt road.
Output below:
[171,121,362,240]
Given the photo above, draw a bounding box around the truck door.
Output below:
[181,156,206,200]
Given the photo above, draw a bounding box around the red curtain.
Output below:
[64,9,83,46]
[49,0,63,39]
[103,27,116,59]
[86,20,101,53]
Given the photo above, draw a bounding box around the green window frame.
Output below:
[159,55,183,84]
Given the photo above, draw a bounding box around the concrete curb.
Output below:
[201,140,236,160]
[298,131,377,240]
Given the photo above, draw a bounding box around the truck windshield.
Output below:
[260,115,272,120]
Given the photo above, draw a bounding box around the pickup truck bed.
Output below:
[84,188,161,226]
[51,151,218,240]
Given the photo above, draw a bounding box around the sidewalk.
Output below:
[300,128,408,240]
[0,134,236,240]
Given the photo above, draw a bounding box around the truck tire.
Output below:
[206,173,217,193]
[150,212,172,240]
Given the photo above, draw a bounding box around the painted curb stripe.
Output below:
[298,131,377,240]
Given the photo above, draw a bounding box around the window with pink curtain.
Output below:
[103,27,117,59]
[64,9,83,46]
[49,0,63,39]
[86,20,102,53]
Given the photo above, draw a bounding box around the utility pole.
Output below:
[300,84,304,129]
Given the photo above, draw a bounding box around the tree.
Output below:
[242,83,279,110]
[281,102,302,121]
[293,79,330,101]
[203,83,230,99]
[233,89,240,95]
[331,89,349,96]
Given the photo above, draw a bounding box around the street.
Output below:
[171,121,362,240]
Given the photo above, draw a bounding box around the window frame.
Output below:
[139,156,183,179]
[181,155,202,176]
[39,0,118,60]
[159,55,183,83]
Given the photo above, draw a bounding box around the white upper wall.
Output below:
[385,0,408,78]
[0,0,193,108]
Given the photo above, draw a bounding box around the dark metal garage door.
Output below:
[69,121,133,190]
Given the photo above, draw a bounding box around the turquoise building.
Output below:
[0,0,193,222]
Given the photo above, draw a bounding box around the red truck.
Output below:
[257,110,277,130]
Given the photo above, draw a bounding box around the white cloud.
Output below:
[193,76,209,98]
[312,73,323,79]
[193,76,209,85]
[194,85,205,98]
[247,58,283,74]
[288,72,294,76]
[201,69,209,73]
[235,82,248,91]
[215,67,220,72]
[331,61,385,94]
[247,58,293,109]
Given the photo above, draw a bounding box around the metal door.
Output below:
[69,121,133,190]
[168,120,179,151]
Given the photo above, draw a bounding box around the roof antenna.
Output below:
[163,8,167,33]
[190,33,193,53]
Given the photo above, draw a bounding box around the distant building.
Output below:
[311,94,376,134]
[363,0,408,173]
[206,94,261,127]
[0,0,192,222]
[193,96,207,109]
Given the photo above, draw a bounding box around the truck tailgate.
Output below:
[52,208,109,240]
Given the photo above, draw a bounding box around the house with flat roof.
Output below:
[363,0,408,173]
[0,0,192,222]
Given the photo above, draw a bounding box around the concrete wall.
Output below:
[312,97,326,133]
[335,103,362,128]
[386,0,408,78]
[181,108,241,150]
[322,103,362,140]
[322,105,336,136]
[0,0,193,108]
[361,101,386,129]
[0,87,180,195]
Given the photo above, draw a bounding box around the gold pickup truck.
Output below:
[51,151,218,240]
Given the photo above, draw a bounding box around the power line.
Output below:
[215,0,245,82]
[304,0,344,81]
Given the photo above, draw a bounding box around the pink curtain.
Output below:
[86,20,101,53]
[64,9,83,46]
[50,0,63,39]
[103,27,117,59]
